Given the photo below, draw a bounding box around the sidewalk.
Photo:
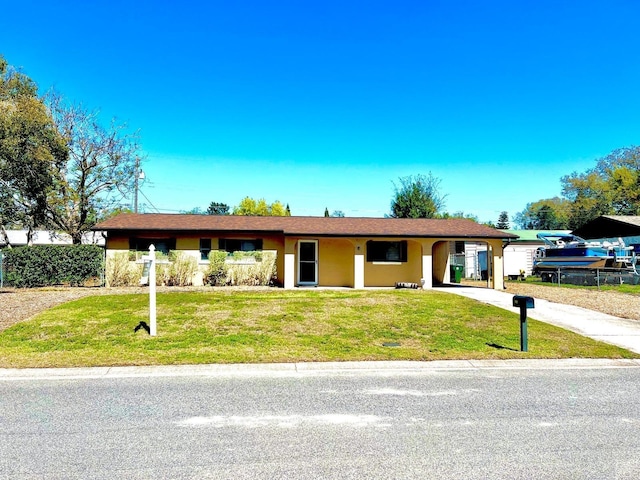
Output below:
[434,286,640,354]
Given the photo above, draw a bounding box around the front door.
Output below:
[298,240,318,285]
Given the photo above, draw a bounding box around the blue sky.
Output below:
[2,0,640,224]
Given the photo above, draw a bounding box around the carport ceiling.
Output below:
[572,215,640,239]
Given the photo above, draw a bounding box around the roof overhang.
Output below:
[93,213,519,241]
[572,216,640,239]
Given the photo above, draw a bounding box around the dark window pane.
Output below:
[300,242,316,261]
[130,237,176,255]
[200,238,212,260]
[366,241,407,262]
[299,262,315,282]
[218,238,263,253]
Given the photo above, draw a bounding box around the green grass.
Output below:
[516,276,640,294]
[0,289,637,368]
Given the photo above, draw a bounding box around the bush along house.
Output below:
[92,213,518,289]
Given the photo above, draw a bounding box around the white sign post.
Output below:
[148,244,157,336]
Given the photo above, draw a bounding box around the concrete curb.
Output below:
[1,359,640,381]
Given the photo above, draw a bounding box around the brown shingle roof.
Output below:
[94,213,517,239]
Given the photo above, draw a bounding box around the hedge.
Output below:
[2,245,104,288]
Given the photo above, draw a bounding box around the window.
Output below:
[218,238,263,253]
[366,240,407,262]
[129,237,176,255]
[200,238,212,261]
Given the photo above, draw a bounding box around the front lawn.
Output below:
[0,289,636,368]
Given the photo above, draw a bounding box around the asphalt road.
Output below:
[2,364,640,479]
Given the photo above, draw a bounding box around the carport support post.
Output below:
[519,304,528,352]
[149,244,157,336]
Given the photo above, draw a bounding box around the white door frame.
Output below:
[297,240,318,285]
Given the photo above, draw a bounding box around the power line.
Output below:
[138,188,161,213]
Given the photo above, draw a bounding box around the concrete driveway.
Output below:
[435,286,640,354]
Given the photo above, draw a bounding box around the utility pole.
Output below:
[133,157,145,213]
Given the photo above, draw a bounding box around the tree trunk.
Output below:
[71,231,83,245]
[0,224,12,249]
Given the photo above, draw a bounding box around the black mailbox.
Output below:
[513,295,534,309]
[512,295,534,352]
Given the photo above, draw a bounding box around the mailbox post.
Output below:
[512,295,534,352]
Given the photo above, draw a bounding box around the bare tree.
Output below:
[45,93,141,243]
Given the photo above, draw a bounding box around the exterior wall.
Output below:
[284,237,424,288]
[103,230,508,291]
[363,239,422,286]
[104,232,285,287]
[432,241,451,284]
[106,236,130,250]
[486,239,505,290]
[318,238,354,287]
[190,234,285,285]
[503,244,536,277]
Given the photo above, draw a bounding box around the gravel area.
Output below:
[1,283,639,333]
[504,282,640,321]
[0,286,246,332]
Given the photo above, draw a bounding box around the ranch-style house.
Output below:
[93,213,517,290]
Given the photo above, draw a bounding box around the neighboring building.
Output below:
[572,215,640,242]
[0,230,105,248]
[570,215,640,252]
[465,230,570,279]
[93,213,517,290]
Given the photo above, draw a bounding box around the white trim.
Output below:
[284,253,295,289]
[421,254,433,289]
[354,254,365,288]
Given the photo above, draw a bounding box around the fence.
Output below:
[537,267,640,287]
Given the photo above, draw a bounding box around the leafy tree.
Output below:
[45,92,141,243]
[438,211,479,222]
[514,197,571,230]
[389,173,447,218]
[269,201,287,216]
[98,206,132,222]
[0,56,67,246]
[182,207,205,214]
[496,211,510,229]
[323,208,345,217]
[560,146,640,229]
[207,202,230,215]
[233,197,289,216]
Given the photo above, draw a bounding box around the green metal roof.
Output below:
[499,230,571,242]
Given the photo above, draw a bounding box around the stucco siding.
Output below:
[176,237,200,250]
[106,236,130,250]
[318,238,354,287]
[364,240,422,286]
[432,241,451,284]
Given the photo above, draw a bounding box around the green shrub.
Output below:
[3,245,104,288]
[227,251,276,286]
[105,251,142,287]
[206,250,229,286]
[230,250,263,262]
[167,251,197,286]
